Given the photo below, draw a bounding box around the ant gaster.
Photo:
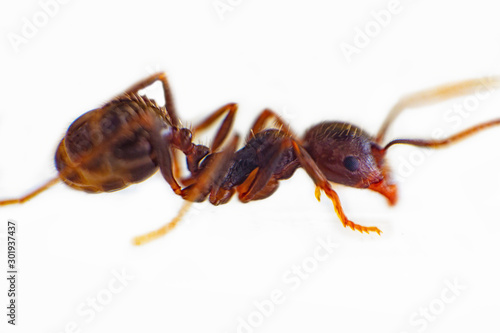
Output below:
[1,73,499,245]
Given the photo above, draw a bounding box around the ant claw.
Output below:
[315,187,322,202]
[342,219,381,235]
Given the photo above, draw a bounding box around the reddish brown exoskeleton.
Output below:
[177,76,500,240]
[0,73,241,244]
[1,74,500,245]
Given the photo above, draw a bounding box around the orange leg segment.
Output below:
[0,176,60,206]
[291,140,381,235]
[133,134,240,246]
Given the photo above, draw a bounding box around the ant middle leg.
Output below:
[376,76,500,144]
[246,109,297,141]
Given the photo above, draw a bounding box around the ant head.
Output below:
[303,122,397,205]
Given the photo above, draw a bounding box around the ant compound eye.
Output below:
[343,156,360,172]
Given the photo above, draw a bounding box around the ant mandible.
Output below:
[1,73,499,245]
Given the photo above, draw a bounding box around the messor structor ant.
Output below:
[1,73,499,245]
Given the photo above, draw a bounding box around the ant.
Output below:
[1,73,499,246]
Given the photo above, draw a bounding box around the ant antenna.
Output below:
[382,119,500,152]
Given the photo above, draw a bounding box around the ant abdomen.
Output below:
[55,96,165,193]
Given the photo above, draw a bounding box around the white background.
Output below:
[1,0,500,332]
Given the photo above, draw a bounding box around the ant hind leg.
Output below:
[192,103,238,152]
[0,176,60,206]
[123,72,181,127]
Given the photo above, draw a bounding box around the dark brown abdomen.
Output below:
[55,97,164,193]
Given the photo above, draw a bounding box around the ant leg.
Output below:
[384,118,500,150]
[177,103,237,185]
[172,150,183,180]
[246,109,297,141]
[0,176,60,206]
[191,107,296,196]
[133,134,240,245]
[181,135,240,202]
[132,200,193,246]
[123,72,181,127]
[192,103,238,151]
[238,139,289,202]
[248,114,377,233]
[236,169,279,202]
[151,124,184,196]
[376,76,500,144]
[291,140,381,234]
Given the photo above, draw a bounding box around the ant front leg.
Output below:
[291,139,381,235]
[245,112,380,234]
[237,138,291,203]
[376,76,500,144]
